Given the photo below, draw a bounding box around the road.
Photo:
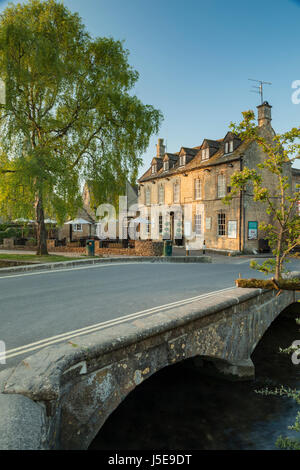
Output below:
[0,256,299,369]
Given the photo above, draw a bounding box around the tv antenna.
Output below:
[248,79,272,104]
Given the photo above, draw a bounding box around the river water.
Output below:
[89,305,300,450]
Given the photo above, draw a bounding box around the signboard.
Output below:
[228,220,237,239]
[248,221,258,240]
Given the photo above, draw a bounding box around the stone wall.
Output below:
[135,240,163,256]
[0,286,297,449]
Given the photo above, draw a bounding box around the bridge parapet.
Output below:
[0,284,298,449]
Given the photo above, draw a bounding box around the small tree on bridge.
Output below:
[0,0,162,254]
[224,110,300,283]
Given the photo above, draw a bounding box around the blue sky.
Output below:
[1,0,300,172]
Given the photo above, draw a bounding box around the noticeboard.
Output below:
[248,221,258,240]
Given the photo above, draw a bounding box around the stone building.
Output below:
[57,180,139,242]
[138,102,299,253]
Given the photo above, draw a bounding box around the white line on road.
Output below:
[0,262,145,280]
[0,286,235,361]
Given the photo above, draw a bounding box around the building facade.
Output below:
[138,102,299,253]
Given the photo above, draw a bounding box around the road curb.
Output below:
[0,255,212,275]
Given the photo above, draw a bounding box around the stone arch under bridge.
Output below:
[0,286,298,450]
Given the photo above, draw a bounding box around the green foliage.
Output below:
[255,311,300,450]
[225,110,300,280]
[256,385,300,449]
[0,226,22,242]
[0,0,162,229]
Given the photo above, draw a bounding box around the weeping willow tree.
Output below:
[0,0,162,254]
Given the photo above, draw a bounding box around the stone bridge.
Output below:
[0,285,299,450]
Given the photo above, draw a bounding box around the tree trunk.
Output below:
[35,192,48,255]
[275,228,283,281]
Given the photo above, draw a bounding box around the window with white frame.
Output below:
[224,141,233,154]
[202,148,209,160]
[159,215,163,234]
[158,184,164,204]
[145,187,151,205]
[173,181,180,203]
[179,155,186,166]
[195,213,202,236]
[163,161,169,171]
[152,164,157,174]
[146,216,151,234]
[217,173,226,198]
[73,224,83,232]
[217,213,226,236]
[194,179,201,200]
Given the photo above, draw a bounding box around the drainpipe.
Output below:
[239,156,244,253]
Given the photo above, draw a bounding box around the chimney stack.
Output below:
[156,138,165,158]
[257,101,272,127]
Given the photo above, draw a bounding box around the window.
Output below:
[146,216,151,234]
[163,161,169,171]
[195,213,202,236]
[145,187,151,205]
[158,184,164,204]
[202,148,209,160]
[225,141,233,154]
[159,215,163,234]
[179,155,186,166]
[194,179,201,200]
[173,181,180,203]
[217,174,226,198]
[152,164,157,174]
[218,213,226,236]
[73,224,82,232]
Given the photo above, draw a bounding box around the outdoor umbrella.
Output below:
[64,218,92,225]
[44,219,57,224]
[14,218,35,223]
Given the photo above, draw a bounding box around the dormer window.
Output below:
[163,161,169,171]
[202,148,209,160]
[152,164,157,174]
[225,141,233,154]
[179,155,186,166]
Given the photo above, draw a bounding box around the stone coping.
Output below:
[0,280,298,450]
[1,286,270,402]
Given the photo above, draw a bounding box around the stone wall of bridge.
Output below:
[0,285,298,450]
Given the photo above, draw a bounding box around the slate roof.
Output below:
[139,135,245,183]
